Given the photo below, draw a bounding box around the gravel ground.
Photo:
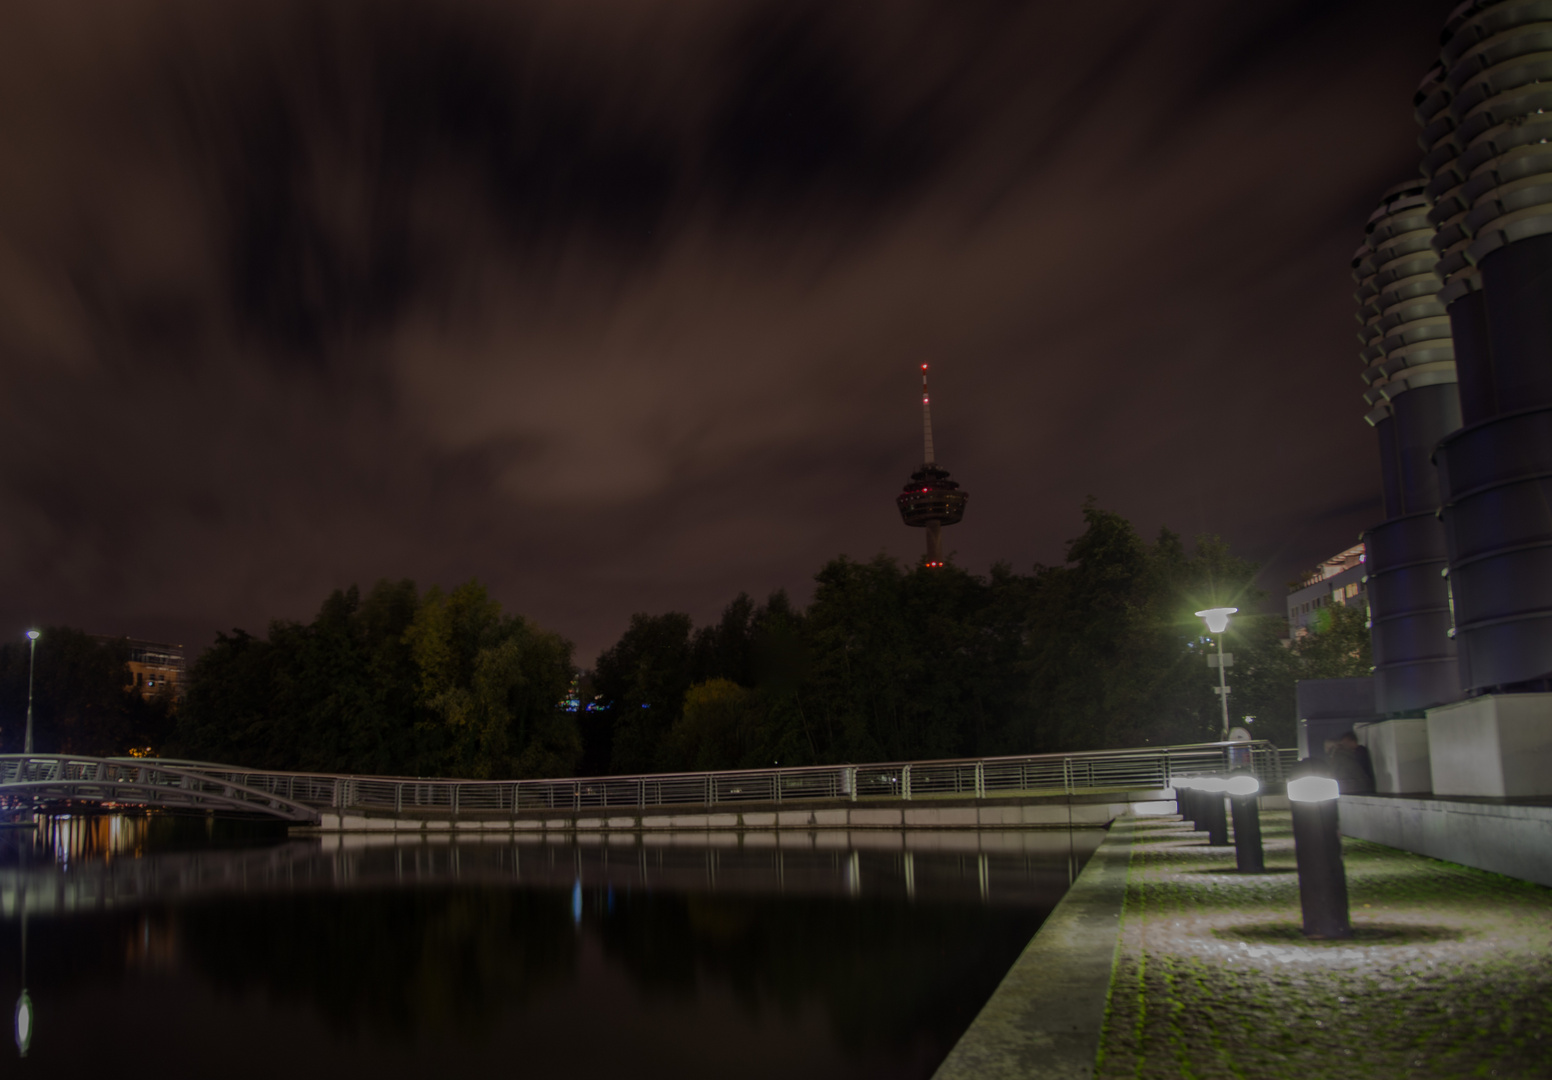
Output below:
[1095,812,1552,1080]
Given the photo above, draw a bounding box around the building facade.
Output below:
[1287,542,1369,637]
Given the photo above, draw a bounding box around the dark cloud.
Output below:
[0,0,1458,662]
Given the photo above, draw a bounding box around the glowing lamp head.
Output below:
[25,630,39,641]
[1195,607,1238,634]
[1287,776,1340,803]
[1225,775,1260,798]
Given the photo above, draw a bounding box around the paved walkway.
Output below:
[1096,812,1552,1080]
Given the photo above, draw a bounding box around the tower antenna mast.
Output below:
[922,364,936,466]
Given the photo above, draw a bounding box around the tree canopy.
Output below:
[0,629,173,755]
[10,503,1372,776]
[170,580,577,777]
[581,503,1367,775]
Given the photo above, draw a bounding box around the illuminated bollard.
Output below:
[1179,778,1204,831]
[1226,774,1264,873]
[1201,778,1229,846]
[1173,780,1193,825]
[1288,776,1351,939]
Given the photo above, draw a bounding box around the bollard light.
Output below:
[1226,774,1264,873]
[1288,776,1350,938]
[1198,777,1230,846]
[1171,778,1193,823]
[1177,779,1205,831]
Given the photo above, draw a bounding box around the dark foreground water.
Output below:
[0,815,1102,1079]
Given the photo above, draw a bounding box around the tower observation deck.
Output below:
[896,364,968,567]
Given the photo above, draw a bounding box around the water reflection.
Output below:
[11,914,27,1058]
[0,816,1103,1079]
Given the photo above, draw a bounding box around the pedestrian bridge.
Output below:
[0,756,320,825]
[2,741,1291,831]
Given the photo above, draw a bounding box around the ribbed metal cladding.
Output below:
[1425,0,1552,691]
[1353,181,1462,713]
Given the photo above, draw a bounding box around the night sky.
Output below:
[0,0,1456,663]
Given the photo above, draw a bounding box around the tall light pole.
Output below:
[1195,608,1237,741]
[23,630,39,755]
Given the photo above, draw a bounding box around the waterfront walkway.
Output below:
[939,810,1552,1079]
[1103,813,1552,1079]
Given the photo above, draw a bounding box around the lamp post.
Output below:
[23,630,39,756]
[1194,607,1237,741]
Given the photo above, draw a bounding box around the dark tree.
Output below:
[0,628,173,756]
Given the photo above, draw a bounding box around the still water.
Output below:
[1,815,1102,1079]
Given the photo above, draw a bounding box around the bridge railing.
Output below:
[144,740,1296,818]
[0,755,321,824]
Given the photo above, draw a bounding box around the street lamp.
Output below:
[1194,607,1237,740]
[23,631,39,756]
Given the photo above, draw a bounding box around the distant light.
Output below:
[1194,607,1238,634]
[25,630,39,641]
[1225,775,1260,797]
[1287,776,1340,803]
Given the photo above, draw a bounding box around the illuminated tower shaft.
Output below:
[896,364,968,566]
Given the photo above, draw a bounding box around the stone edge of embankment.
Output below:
[931,816,1137,1080]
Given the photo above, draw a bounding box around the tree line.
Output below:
[1,503,1371,774]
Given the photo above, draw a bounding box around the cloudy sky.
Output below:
[0,0,1454,662]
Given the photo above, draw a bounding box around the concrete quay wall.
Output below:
[293,789,1178,834]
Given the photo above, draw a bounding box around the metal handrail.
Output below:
[99,740,1295,818]
[0,755,322,824]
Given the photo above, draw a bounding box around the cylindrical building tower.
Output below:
[896,364,968,567]
[1424,0,1552,691]
[1353,179,1463,713]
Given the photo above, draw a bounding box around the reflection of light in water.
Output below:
[571,880,582,926]
[37,815,149,865]
[14,909,30,1058]
[14,990,31,1057]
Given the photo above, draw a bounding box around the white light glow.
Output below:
[25,630,39,641]
[1225,775,1260,797]
[1194,607,1238,634]
[1287,776,1340,803]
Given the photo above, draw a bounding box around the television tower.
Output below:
[896,363,968,567]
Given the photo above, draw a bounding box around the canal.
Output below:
[1,815,1104,1078]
